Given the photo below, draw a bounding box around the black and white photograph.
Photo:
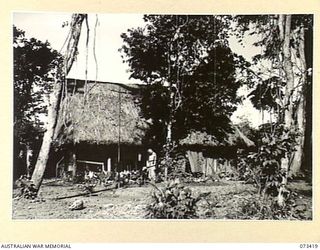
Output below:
[12,13,313,220]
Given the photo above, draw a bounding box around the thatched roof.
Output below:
[179,126,255,148]
[54,79,149,146]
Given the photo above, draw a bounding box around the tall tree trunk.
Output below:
[290,97,306,175]
[282,15,295,129]
[279,17,308,177]
[289,26,307,176]
[303,19,313,178]
[279,15,294,185]
[31,14,87,193]
[31,79,62,190]
[164,92,174,180]
[277,14,296,206]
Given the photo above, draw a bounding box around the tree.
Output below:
[176,46,245,139]
[120,15,246,143]
[231,15,313,177]
[30,14,87,193]
[13,26,60,179]
[140,82,170,151]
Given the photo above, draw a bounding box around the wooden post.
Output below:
[26,145,32,179]
[137,153,142,171]
[107,158,111,172]
[213,159,217,173]
[118,86,121,166]
[224,160,227,173]
[205,158,208,177]
[72,152,77,178]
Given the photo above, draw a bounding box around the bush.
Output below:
[237,123,299,196]
[226,191,311,220]
[14,175,38,199]
[159,141,198,183]
[146,181,210,219]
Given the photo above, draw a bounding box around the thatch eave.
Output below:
[179,126,255,149]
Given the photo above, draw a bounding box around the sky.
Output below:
[13,12,146,84]
[13,12,268,128]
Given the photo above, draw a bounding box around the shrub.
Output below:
[146,181,210,219]
[157,141,191,182]
[14,175,38,199]
[226,191,311,220]
[237,123,299,196]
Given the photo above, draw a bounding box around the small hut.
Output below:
[179,127,254,176]
[53,79,150,177]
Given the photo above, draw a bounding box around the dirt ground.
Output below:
[12,179,312,220]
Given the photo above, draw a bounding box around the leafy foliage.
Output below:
[146,181,210,219]
[230,15,313,62]
[248,76,286,112]
[120,15,246,141]
[139,82,170,150]
[227,14,313,177]
[225,192,311,220]
[14,26,60,141]
[237,123,299,195]
[158,142,191,181]
[14,175,38,199]
[176,45,243,138]
[120,15,226,83]
[13,26,61,178]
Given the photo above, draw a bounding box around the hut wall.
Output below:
[72,143,147,174]
[186,147,237,176]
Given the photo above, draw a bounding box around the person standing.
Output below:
[146,148,157,182]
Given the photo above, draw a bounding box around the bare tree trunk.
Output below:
[289,26,307,176]
[31,14,87,194]
[290,98,306,175]
[282,15,294,129]
[31,79,62,190]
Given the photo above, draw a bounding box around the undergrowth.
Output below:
[146,181,211,219]
[224,191,311,220]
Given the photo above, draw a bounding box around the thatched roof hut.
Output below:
[50,79,152,175]
[179,126,254,175]
[180,126,254,149]
[54,79,149,147]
